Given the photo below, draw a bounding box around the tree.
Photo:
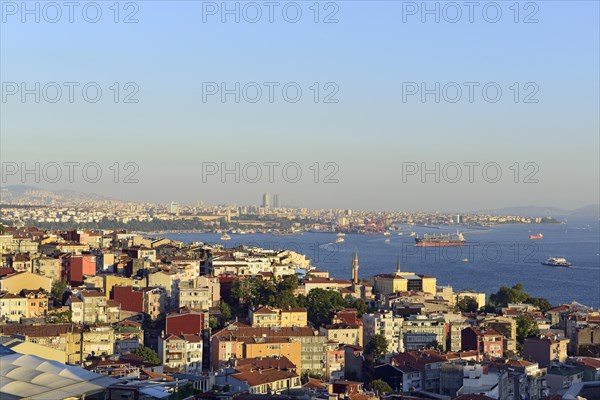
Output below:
[488,283,552,312]
[516,314,540,342]
[456,297,479,313]
[274,290,299,309]
[480,304,497,314]
[219,300,232,326]
[51,279,68,306]
[516,315,540,355]
[305,289,345,327]
[229,275,301,314]
[427,339,444,351]
[46,309,71,323]
[132,346,160,364]
[526,297,553,313]
[345,296,368,316]
[368,379,392,394]
[489,283,529,307]
[365,334,389,362]
[277,274,299,292]
[301,370,325,383]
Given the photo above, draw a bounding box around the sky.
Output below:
[1,0,599,212]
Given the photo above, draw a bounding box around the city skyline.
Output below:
[1,183,599,216]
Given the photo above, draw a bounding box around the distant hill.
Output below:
[1,185,115,202]
[568,204,600,218]
[0,185,40,194]
[476,205,599,219]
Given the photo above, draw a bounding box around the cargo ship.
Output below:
[415,231,465,247]
[529,233,543,240]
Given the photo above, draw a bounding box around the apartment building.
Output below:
[363,312,404,354]
[68,290,109,324]
[159,333,203,374]
[0,292,27,322]
[249,306,308,328]
[320,323,362,347]
[403,315,447,351]
[211,322,327,374]
[462,327,504,360]
[524,334,570,368]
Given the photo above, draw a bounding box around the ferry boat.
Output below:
[542,257,572,267]
[220,233,231,241]
[336,232,346,237]
[335,237,345,243]
[415,231,465,247]
[409,232,417,237]
[529,233,543,240]
[383,231,391,236]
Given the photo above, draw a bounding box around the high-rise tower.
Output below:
[262,192,270,208]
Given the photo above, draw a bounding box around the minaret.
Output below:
[352,249,359,285]
[395,255,401,276]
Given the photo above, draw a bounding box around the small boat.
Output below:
[542,257,572,267]
[397,232,404,236]
[409,232,417,237]
[383,231,391,236]
[337,232,346,237]
[462,258,469,262]
[220,233,231,241]
[529,233,543,240]
[384,238,391,243]
[335,237,345,243]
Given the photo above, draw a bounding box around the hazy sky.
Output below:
[1,1,599,212]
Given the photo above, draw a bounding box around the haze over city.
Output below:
[0,2,599,400]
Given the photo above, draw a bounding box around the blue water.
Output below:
[163,220,600,308]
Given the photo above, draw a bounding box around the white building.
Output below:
[362,312,404,354]
[158,333,203,374]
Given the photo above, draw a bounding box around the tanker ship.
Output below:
[415,231,465,247]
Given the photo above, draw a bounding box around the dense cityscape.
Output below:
[1,188,559,234]
[0,192,597,400]
[2,1,599,399]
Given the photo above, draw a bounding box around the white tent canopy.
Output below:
[0,346,121,399]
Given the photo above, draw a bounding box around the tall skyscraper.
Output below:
[169,202,179,215]
[273,193,281,208]
[262,192,270,208]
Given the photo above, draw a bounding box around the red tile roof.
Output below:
[303,377,326,389]
[235,356,296,370]
[231,368,298,387]
[253,307,276,314]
